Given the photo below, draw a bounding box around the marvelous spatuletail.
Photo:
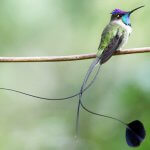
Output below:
[0,6,146,147]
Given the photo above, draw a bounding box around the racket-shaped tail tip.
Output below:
[126,120,146,147]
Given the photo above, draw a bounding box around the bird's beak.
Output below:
[129,6,144,15]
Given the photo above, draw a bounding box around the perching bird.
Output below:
[76,6,145,135]
[0,7,146,147]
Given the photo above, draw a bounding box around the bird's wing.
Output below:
[98,24,124,64]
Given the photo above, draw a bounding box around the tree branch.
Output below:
[0,47,149,63]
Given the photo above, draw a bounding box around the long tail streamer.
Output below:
[76,57,101,135]
[0,60,101,101]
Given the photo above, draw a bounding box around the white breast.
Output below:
[112,19,132,50]
[112,19,132,35]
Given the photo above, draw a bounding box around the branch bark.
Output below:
[0,47,149,63]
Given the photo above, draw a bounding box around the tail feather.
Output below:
[0,63,101,101]
[76,57,101,135]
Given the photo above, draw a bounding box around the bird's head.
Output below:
[111,6,144,26]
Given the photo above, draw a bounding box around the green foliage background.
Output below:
[0,0,149,149]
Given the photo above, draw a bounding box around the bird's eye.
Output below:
[117,15,120,18]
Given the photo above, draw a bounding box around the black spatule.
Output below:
[126,120,146,147]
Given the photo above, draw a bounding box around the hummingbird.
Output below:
[0,5,146,147]
[76,6,146,147]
